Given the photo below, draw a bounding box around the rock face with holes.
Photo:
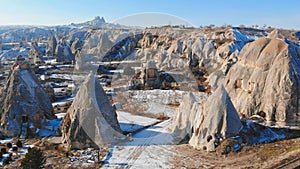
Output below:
[225,30,300,123]
[171,85,242,151]
[188,85,242,151]
[60,73,124,149]
[0,61,55,137]
[76,27,257,74]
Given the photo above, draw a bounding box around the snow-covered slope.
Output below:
[0,48,29,60]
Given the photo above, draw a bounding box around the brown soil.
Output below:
[171,137,300,169]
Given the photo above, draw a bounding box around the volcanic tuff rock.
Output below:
[60,73,124,149]
[70,37,83,55]
[46,35,57,56]
[225,32,300,121]
[0,61,55,137]
[75,30,114,71]
[55,39,75,63]
[171,85,242,151]
[75,29,142,71]
[171,92,201,140]
[83,30,113,57]
[138,28,253,73]
[101,34,143,62]
[225,30,300,123]
[188,85,242,151]
[28,41,43,64]
[75,27,255,73]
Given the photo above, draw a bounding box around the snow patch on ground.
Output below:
[0,138,13,144]
[103,119,176,168]
[55,112,67,119]
[52,97,73,107]
[232,29,254,42]
[0,48,29,60]
[50,74,87,81]
[36,118,62,137]
[0,140,34,166]
[117,111,159,133]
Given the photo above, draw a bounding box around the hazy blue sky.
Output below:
[0,0,299,29]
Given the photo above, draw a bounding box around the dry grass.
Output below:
[171,137,300,168]
[276,28,299,42]
[122,104,172,121]
[156,113,169,121]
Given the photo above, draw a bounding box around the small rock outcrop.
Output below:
[225,31,300,123]
[0,61,55,137]
[60,73,124,149]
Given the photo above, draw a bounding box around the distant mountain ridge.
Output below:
[69,16,106,28]
[0,16,107,44]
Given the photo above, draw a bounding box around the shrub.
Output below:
[12,146,18,152]
[1,148,6,154]
[6,143,12,149]
[16,140,23,148]
[21,147,46,169]
[156,113,169,120]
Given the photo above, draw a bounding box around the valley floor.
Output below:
[103,119,175,168]
[172,138,300,169]
[1,110,300,169]
[102,112,300,169]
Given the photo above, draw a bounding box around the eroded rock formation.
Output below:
[70,37,83,55]
[60,73,124,149]
[171,85,242,151]
[28,41,43,64]
[225,30,300,123]
[55,39,75,63]
[189,85,242,151]
[0,61,55,137]
[75,27,256,74]
[46,35,57,56]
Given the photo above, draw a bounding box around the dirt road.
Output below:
[103,119,176,168]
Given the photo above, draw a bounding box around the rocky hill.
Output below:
[69,16,106,28]
[225,30,300,123]
[1,17,300,126]
[77,27,258,73]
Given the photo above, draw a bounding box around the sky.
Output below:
[0,0,299,29]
